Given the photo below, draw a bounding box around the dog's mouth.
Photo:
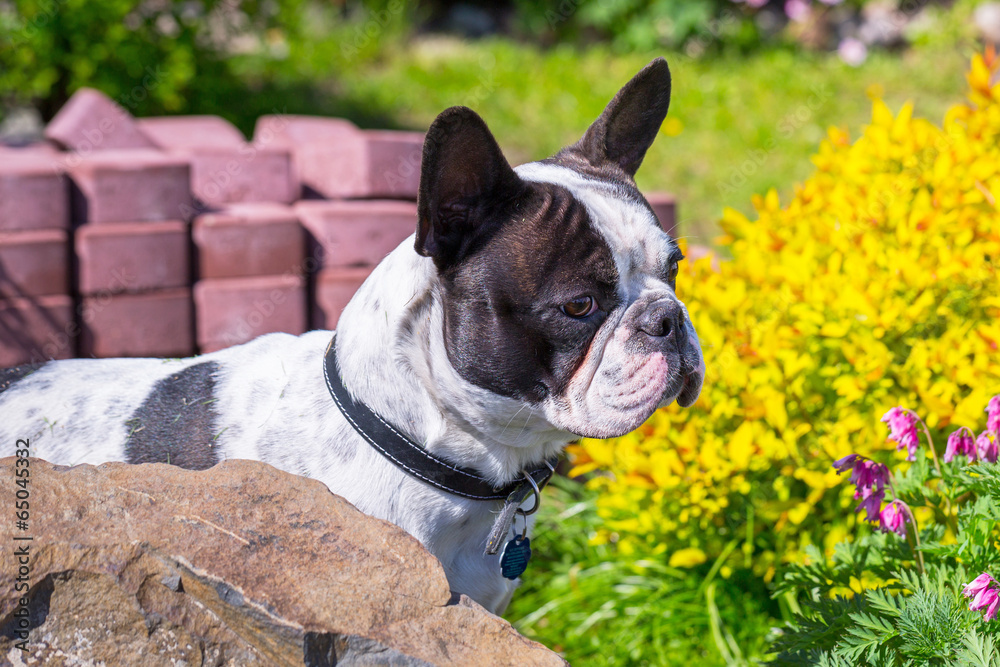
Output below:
[675,369,703,408]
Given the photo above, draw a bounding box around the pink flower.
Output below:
[878,500,909,536]
[945,428,977,464]
[833,454,859,473]
[832,454,889,522]
[965,573,1000,621]
[855,486,884,523]
[784,0,811,22]
[838,38,868,67]
[978,431,998,464]
[882,407,920,461]
[964,573,996,599]
[850,459,889,494]
[987,395,1000,435]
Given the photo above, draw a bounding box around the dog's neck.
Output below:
[334,238,570,487]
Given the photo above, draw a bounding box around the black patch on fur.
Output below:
[124,362,221,470]
[440,182,619,402]
[0,362,46,395]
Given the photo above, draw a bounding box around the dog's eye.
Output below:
[560,296,597,319]
[666,253,684,283]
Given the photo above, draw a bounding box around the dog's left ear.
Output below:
[568,57,671,178]
[415,106,523,268]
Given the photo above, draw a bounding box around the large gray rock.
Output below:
[0,458,565,666]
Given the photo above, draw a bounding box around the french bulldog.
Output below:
[0,57,704,614]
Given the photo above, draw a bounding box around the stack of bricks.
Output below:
[0,86,679,366]
[135,114,307,353]
[45,90,196,359]
[0,144,73,366]
[254,115,423,330]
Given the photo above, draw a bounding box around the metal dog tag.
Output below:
[499,535,531,580]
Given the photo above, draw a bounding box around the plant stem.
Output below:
[907,409,942,476]
[906,408,955,533]
[887,479,925,575]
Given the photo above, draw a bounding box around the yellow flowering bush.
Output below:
[570,52,1000,579]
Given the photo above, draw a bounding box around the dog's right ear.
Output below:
[416,106,523,267]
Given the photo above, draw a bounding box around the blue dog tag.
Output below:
[499,535,531,580]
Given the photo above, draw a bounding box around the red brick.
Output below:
[185,147,294,206]
[312,267,371,330]
[76,221,189,295]
[0,230,69,298]
[0,295,75,365]
[295,200,416,268]
[646,192,678,237]
[194,275,306,353]
[363,130,423,199]
[192,203,305,279]
[0,153,70,231]
[139,116,293,205]
[253,116,424,199]
[45,88,157,152]
[79,288,193,358]
[254,115,364,199]
[0,141,61,156]
[137,116,247,151]
[67,150,192,224]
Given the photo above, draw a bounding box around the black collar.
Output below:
[323,335,557,505]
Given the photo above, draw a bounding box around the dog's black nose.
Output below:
[638,299,682,338]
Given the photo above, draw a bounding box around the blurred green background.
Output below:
[1,1,992,663]
[0,0,978,244]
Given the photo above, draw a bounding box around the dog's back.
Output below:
[0,330,341,474]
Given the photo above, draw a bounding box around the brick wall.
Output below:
[0,88,678,366]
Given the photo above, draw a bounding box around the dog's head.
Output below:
[415,58,704,439]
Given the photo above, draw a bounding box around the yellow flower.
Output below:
[572,51,1000,578]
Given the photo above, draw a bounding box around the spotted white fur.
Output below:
[0,157,704,615]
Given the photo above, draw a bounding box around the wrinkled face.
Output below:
[438,162,703,439]
[415,57,703,440]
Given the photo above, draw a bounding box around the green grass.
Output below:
[298,39,970,244]
[506,476,779,665]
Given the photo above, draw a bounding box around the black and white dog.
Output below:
[0,58,704,614]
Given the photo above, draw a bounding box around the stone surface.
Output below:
[193,203,306,279]
[254,116,423,199]
[0,458,565,666]
[0,295,75,365]
[296,200,416,268]
[0,229,69,298]
[76,221,190,295]
[79,288,194,358]
[45,87,157,152]
[313,266,372,330]
[194,275,307,352]
[67,149,193,224]
[0,153,70,231]
[645,191,678,237]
